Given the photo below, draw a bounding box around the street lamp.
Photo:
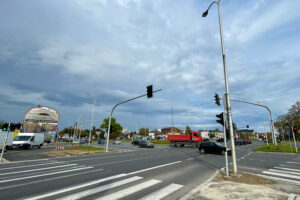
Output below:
[203,0,238,174]
[87,93,96,146]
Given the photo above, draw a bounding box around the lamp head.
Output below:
[202,10,208,17]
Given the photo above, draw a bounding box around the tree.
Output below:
[100,117,123,139]
[186,125,192,134]
[139,128,149,136]
[275,101,300,140]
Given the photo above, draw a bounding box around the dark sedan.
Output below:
[138,140,155,148]
[199,141,231,155]
[132,140,140,145]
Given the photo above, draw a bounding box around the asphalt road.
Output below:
[0,141,299,200]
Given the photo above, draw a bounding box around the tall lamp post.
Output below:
[87,93,96,146]
[203,0,237,174]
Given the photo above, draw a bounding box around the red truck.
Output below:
[168,131,202,148]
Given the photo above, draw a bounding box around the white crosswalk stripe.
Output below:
[96,179,162,200]
[139,183,183,200]
[26,175,183,200]
[261,160,300,185]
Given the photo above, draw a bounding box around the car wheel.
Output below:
[221,150,225,155]
[200,148,205,154]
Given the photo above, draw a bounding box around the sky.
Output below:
[0,0,300,133]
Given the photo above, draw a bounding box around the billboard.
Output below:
[23,105,59,141]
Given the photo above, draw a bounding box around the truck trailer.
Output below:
[168,131,202,147]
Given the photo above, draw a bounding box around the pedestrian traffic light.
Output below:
[293,127,297,134]
[2,123,8,131]
[216,112,224,126]
[214,93,220,106]
[147,85,153,98]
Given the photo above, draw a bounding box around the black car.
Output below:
[199,141,231,155]
[235,138,246,145]
[138,140,155,148]
[132,140,140,145]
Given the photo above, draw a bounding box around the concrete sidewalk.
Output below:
[187,171,300,200]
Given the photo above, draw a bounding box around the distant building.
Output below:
[161,127,180,135]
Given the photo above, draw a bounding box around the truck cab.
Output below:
[13,133,44,149]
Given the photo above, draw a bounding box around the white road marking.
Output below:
[287,162,300,164]
[96,179,162,200]
[187,158,194,160]
[262,171,300,180]
[0,161,65,170]
[127,161,182,175]
[57,176,143,200]
[258,174,300,185]
[269,169,300,176]
[139,183,183,200]
[24,172,123,200]
[274,167,300,172]
[0,166,93,183]
[1,158,49,164]
[0,164,77,176]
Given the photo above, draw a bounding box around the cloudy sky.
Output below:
[0,0,299,132]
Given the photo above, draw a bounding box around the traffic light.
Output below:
[2,123,8,131]
[214,93,220,106]
[293,127,297,134]
[147,85,153,98]
[216,112,224,126]
[246,125,249,128]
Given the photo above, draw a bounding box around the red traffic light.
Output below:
[293,127,297,133]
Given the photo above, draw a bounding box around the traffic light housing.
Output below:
[246,125,249,128]
[2,123,8,131]
[214,93,220,106]
[216,112,224,126]
[293,127,297,134]
[147,85,153,98]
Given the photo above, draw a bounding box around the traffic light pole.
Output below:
[0,123,10,162]
[292,123,298,153]
[105,89,162,152]
[230,99,278,147]
[222,109,229,177]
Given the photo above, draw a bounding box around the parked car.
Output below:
[112,140,121,144]
[199,141,231,155]
[245,139,252,144]
[216,138,224,142]
[98,139,105,144]
[139,140,155,148]
[132,140,140,145]
[235,138,246,145]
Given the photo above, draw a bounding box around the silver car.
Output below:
[112,140,121,144]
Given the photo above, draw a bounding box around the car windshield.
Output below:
[215,142,224,147]
[14,136,31,141]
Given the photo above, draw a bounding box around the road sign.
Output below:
[285,129,290,135]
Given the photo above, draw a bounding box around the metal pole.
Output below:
[292,123,298,153]
[216,1,237,174]
[222,101,229,176]
[0,123,10,162]
[171,106,173,134]
[230,99,278,147]
[89,98,96,145]
[263,118,269,147]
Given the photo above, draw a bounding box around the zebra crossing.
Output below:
[260,157,300,185]
[25,174,183,200]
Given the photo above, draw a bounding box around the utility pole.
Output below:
[203,0,237,174]
[292,123,298,153]
[171,106,173,134]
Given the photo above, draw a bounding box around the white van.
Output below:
[13,133,44,150]
[0,130,13,152]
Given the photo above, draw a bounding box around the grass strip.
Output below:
[254,143,299,154]
[66,146,105,151]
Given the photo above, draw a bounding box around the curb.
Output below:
[179,170,219,200]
